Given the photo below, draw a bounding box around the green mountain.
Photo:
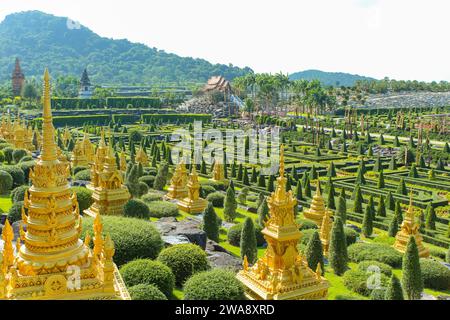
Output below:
[289,69,375,87]
[0,11,252,85]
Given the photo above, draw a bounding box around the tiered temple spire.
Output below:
[178,165,207,214]
[237,146,329,300]
[303,181,333,226]
[0,69,129,300]
[393,191,430,258]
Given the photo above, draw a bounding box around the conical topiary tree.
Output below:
[388,215,399,237]
[267,175,275,192]
[401,236,423,300]
[353,185,363,214]
[224,185,237,222]
[240,217,257,264]
[242,167,250,186]
[389,156,397,170]
[258,174,266,188]
[327,188,336,210]
[362,201,374,237]
[425,203,436,230]
[355,165,366,185]
[256,193,265,211]
[377,170,385,189]
[327,162,336,177]
[251,168,258,183]
[295,180,303,201]
[385,191,395,211]
[384,275,404,300]
[304,178,312,198]
[305,231,324,276]
[203,202,219,242]
[153,162,169,190]
[336,194,347,224]
[329,217,348,275]
[394,201,403,225]
[446,245,450,264]
[257,198,269,227]
[396,178,407,195]
[409,164,419,178]
[376,195,386,217]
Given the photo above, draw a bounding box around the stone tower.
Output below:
[79,68,93,99]
[12,58,25,97]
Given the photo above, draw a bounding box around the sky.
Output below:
[1,0,449,82]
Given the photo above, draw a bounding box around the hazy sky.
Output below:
[1,0,449,81]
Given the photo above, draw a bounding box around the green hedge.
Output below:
[52,98,105,109]
[142,114,212,124]
[128,284,167,300]
[347,243,403,268]
[34,115,110,128]
[107,97,161,108]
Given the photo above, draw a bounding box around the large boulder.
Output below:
[154,217,207,249]
[205,240,242,272]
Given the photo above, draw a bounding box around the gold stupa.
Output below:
[0,112,34,151]
[393,193,430,258]
[177,166,207,214]
[211,158,225,182]
[135,146,149,167]
[166,160,188,200]
[303,181,332,226]
[319,210,333,256]
[84,131,130,217]
[0,69,129,300]
[237,146,329,300]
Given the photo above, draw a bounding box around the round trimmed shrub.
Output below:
[74,169,91,181]
[142,192,163,203]
[81,216,164,266]
[343,269,389,297]
[123,199,150,219]
[129,284,167,300]
[344,227,359,246]
[138,175,155,188]
[228,223,265,247]
[419,258,450,290]
[370,288,387,300]
[0,170,13,194]
[12,149,27,163]
[147,201,178,218]
[157,244,209,286]
[227,224,243,246]
[206,192,225,207]
[73,166,89,175]
[19,156,33,163]
[8,201,24,224]
[0,166,25,187]
[348,243,403,268]
[10,185,29,203]
[120,259,175,297]
[357,260,393,276]
[71,187,93,213]
[201,180,226,191]
[184,269,245,300]
[138,181,149,196]
[18,161,35,183]
[144,167,158,176]
[200,185,216,198]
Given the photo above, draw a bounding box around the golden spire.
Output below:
[41,68,57,161]
[93,213,104,257]
[2,220,14,273]
[406,189,415,220]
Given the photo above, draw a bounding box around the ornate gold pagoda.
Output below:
[71,134,95,168]
[303,181,332,226]
[0,69,129,300]
[237,146,329,300]
[0,112,34,151]
[211,158,225,182]
[135,146,149,167]
[84,131,130,217]
[393,193,430,258]
[177,166,207,214]
[166,160,188,200]
[319,210,332,256]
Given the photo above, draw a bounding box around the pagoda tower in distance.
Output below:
[84,130,131,217]
[12,58,25,97]
[237,146,329,300]
[0,69,129,300]
[393,192,430,258]
[78,68,93,99]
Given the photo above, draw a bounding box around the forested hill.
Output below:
[289,69,376,87]
[0,11,253,84]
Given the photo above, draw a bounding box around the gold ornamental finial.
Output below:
[41,68,57,161]
[93,213,104,257]
[2,220,15,273]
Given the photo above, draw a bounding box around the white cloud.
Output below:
[0,0,449,82]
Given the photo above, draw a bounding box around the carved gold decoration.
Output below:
[177,166,207,214]
[166,160,188,200]
[237,146,329,300]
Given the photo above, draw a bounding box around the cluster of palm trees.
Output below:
[233,73,337,117]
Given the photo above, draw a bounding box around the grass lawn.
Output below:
[0,194,12,213]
